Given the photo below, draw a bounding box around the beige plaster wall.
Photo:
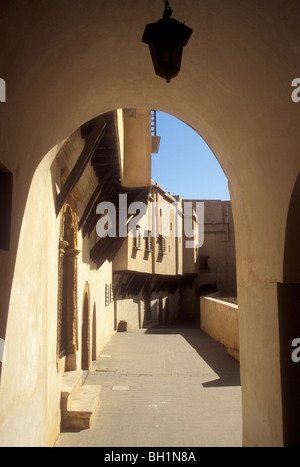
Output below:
[122,108,152,188]
[185,200,237,296]
[0,147,62,447]
[200,297,239,361]
[0,0,299,447]
[115,291,180,331]
[0,136,115,446]
[77,244,115,364]
[113,183,182,277]
[127,234,153,275]
[115,297,142,330]
[152,187,178,276]
[112,237,129,272]
[56,129,116,367]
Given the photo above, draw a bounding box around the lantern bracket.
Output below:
[163,0,173,20]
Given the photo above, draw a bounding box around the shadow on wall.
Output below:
[278,172,300,447]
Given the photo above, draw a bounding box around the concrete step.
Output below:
[61,370,87,412]
[62,385,102,430]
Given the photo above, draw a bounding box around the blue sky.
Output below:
[151,111,230,201]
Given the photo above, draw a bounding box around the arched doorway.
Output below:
[278,173,300,447]
[81,283,91,371]
[57,202,80,371]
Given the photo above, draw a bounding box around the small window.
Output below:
[0,163,13,251]
[133,229,142,250]
[145,231,152,252]
[158,235,166,255]
[105,284,110,307]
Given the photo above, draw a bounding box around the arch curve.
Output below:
[0,0,299,448]
[278,172,300,446]
[283,173,300,284]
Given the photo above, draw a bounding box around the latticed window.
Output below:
[159,235,166,254]
[145,231,152,252]
[133,229,142,250]
[105,284,110,307]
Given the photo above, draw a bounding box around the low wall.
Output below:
[115,297,142,330]
[200,296,239,361]
[115,292,181,331]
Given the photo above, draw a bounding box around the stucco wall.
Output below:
[0,147,62,446]
[0,0,299,447]
[200,296,239,361]
[115,291,180,331]
[115,297,142,330]
[0,141,115,447]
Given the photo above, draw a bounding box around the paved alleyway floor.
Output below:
[55,327,242,447]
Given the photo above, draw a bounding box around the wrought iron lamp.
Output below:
[142,0,193,83]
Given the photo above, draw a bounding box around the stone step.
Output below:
[61,370,87,412]
[62,385,102,430]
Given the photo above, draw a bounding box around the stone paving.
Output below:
[55,326,242,447]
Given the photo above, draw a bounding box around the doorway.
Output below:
[81,284,91,371]
[92,303,97,361]
[57,203,80,370]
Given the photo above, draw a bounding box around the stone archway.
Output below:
[278,173,300,447]
[0,1,299,447]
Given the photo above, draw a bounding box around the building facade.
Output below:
[113,182,185,329]
[113,183,237,330]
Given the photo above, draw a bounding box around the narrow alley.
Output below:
[55,326,242,448]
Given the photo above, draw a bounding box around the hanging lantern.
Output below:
[142,0,193,83]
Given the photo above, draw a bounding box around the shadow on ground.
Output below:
[145,320,241,388]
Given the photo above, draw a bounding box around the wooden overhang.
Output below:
[56,115,108,216]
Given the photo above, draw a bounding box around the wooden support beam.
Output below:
[78,183,102,232]
[56,117,107,215]
[113,273,126,297]
[78,170,113,232]
[83,174,119,237]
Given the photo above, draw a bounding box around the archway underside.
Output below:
[0,0,299,448]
